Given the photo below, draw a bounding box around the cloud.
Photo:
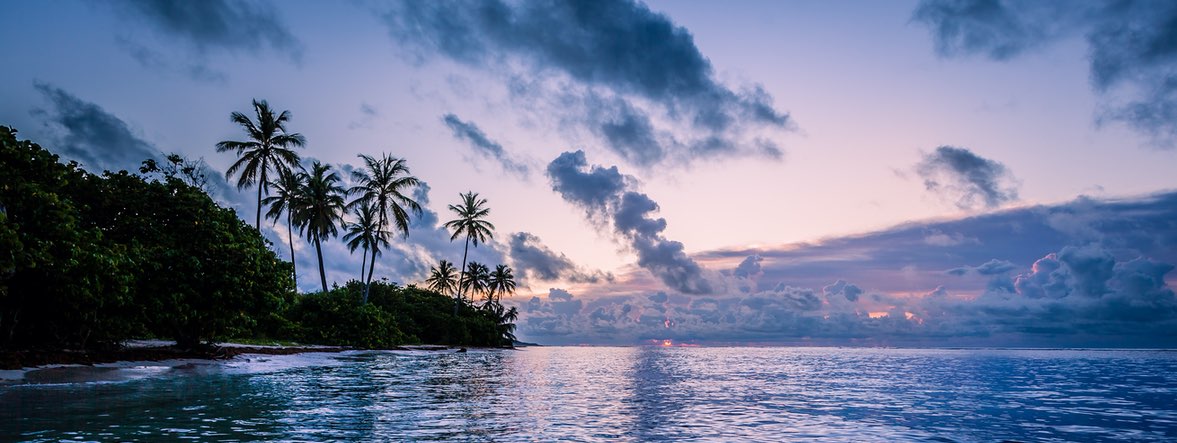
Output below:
[545,150,629,217]
[947,259,1018,277]
[441,113,530,178]
[697,191,1177,296]
[507,232,612,284]
[822,280,863,302]
[513,244,1177,346]
[348,103,380,130]
[916,146,1018,209]
[733,255,763,279]
[547,150,714,294]
[912,0,1177,146]
[30,82,158,173]
[922,229,979,246]
[381,0,792,167]
[112,0,303,62]
[116,37,229,83]
[29,83,248,213]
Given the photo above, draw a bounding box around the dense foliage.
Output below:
[0,126,294,349]
[286,280,515,348]
[0,126,517,351]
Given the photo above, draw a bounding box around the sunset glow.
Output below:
[1,0,1174,348]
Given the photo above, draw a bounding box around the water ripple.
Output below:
[3,347,1177,442]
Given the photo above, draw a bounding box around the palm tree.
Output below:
[291,161,346,293]
[462,261,492,303]
[348,153,421,303]
[487,302,519,346]
[488,264,516,307]
[216,99,306,229]
[261,166,305,284]
[342,200,389,287]
[444,192,495,310]
[425,260,459,295]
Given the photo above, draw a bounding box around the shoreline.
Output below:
[0,344,351,372]
[0,341,496,374]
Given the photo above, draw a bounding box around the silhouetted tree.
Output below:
[216,99,306,229]
[343,200,389,286]
[463,261,491,302]
[262,166,306,283]
[348,154,421,303]
[292,161,345,293]
[488,264,516,306]
[444,192,494,312]
[426,259,459,295]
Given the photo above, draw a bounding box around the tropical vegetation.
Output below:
[217,99,306,230]
[1,96,523,352]
[444,192,495,312]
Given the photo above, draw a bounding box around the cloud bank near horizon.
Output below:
[514,191,1177,347]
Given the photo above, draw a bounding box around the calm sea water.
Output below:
[2,347,1176,442]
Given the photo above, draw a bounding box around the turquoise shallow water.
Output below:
[2,347,1177,442]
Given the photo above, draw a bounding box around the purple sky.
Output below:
[2,0,1176,346]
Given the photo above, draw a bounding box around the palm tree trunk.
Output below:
[286,210,297,286]
[363,247,377,304]
[315,234,328,293]
[359,246,368,288]
[453,235,470,315]
[255,161,266,230]
[365,212,386,304]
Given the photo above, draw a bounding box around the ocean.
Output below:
[2,346,1176,442]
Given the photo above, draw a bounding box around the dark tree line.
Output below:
[0,124,517,351]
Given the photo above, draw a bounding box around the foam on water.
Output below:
[2,347,1176,442]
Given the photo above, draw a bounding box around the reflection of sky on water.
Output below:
[2,348,1176,441]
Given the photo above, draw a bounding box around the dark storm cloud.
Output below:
[614,192,713,294]
[592,96,665,166]
[507,232,612,284]
[113,0,303,61]
[547,150,715,294]
[441,114,529,178]
[30,83,158,173]
[545,150,628,215]
[382,0,792,166]
[913,0,1177,146]
[916,146,1018,209]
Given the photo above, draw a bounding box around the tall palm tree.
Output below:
[342,200,388,287]
[425,259,459,295]
[291,161,346,293]
[348,153,421,302]
[216,99,306,230]
[462,261,491,302]
[261,166,305,284]
[488,264,517,306]
[444,192,495,310]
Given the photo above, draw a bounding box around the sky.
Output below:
[2,0,1176,347]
